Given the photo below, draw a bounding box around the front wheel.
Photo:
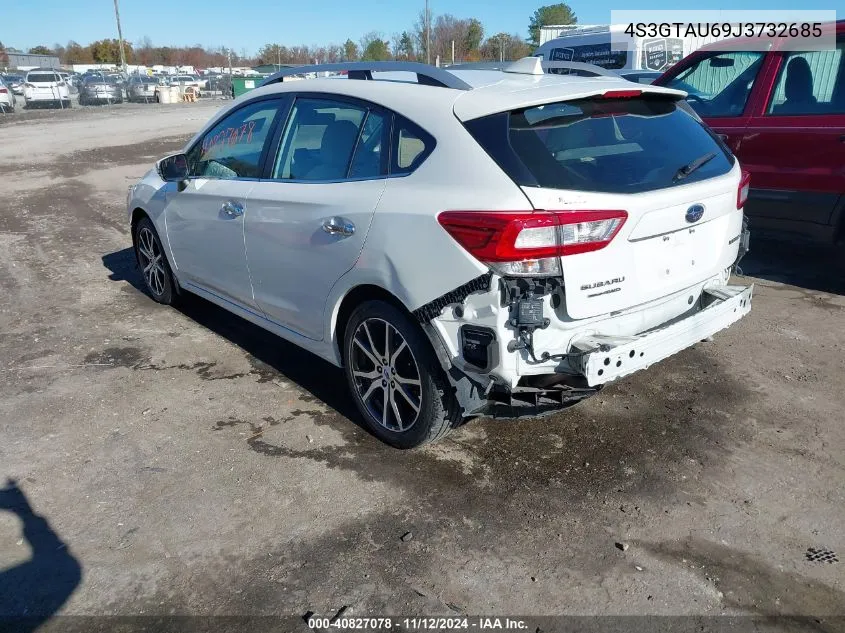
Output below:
[134,217,176,305]
[343,301,460,448]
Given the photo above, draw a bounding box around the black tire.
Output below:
[134,217,176,305]
[343,301,460,449]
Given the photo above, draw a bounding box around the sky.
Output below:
[3,0,841,54]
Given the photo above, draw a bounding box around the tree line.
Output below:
[4,3,576,68]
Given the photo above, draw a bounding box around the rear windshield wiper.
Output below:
[673,152,716,182]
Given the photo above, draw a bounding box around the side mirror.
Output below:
[156,153,189,182]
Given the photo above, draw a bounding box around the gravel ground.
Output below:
[0,103,844,629]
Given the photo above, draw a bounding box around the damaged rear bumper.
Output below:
[421,276,752,418]
[572,284,753,387]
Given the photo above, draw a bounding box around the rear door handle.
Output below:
[321,217,355,237]
[221,200,244,218]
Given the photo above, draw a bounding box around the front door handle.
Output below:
[321,217,355,237]
[221,200,244,218]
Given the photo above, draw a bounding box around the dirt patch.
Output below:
[44,136,191,179]
[639,538,845,616]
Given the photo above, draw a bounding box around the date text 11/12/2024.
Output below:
[306,616,530,630]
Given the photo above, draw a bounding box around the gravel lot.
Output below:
[1,103,844,627]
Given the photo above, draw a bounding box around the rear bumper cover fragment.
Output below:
[413,272,492,323]
[475,384,599,419]
[573,284,753,387]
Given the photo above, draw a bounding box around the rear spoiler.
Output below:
[453,80,687,121]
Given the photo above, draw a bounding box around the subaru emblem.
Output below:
[685,204,705,223]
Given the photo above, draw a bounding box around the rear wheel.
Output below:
[343,301,460,448]
[134,217,176,305]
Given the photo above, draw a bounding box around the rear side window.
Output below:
[272,97,381,181]
[767,41,845,115]
[470,97,733,194]
[391,115,435,175]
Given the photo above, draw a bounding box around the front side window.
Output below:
[767,41,845,115]
[272,97,386,181]
[666,51,765,117]
[187,100,282,180]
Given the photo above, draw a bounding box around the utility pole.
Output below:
[113,0,127,71]
[451,39,454,64]
[425,0,430,65]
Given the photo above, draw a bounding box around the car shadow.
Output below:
[103,237,844,427]
[0,479,82,630]
[738,238,845,296]
[102,247,362,425]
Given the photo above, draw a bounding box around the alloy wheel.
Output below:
[137,227,167,297]
[350,318,423,432]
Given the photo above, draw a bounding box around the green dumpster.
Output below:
[231,76,261,98]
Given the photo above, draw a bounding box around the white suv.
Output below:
[127,58,752,448]
[23,71,71,108]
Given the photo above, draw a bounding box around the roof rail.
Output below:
[259,61,473,91]
[443,62,507,70]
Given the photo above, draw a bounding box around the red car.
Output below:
[655,21,845,244]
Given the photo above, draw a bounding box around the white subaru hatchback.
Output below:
[127,58,752,448]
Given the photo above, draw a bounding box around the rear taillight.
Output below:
[438,210,627,277]
[737,170,751,209]
[0,87,7,94]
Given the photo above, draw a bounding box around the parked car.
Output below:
[204,74,228,92]
[78,73,123,105]
[127,58,752,448]
[126,75,159,102]
[0,76,17,112]
[169,74,201,89]
[1,74,25,96]
[655,20,845,244]
[57,72,75,92]
[23,71,71,108]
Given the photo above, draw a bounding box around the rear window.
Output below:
[28,73,58,83]
[84,75,116,84]
[468,96,734,194]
